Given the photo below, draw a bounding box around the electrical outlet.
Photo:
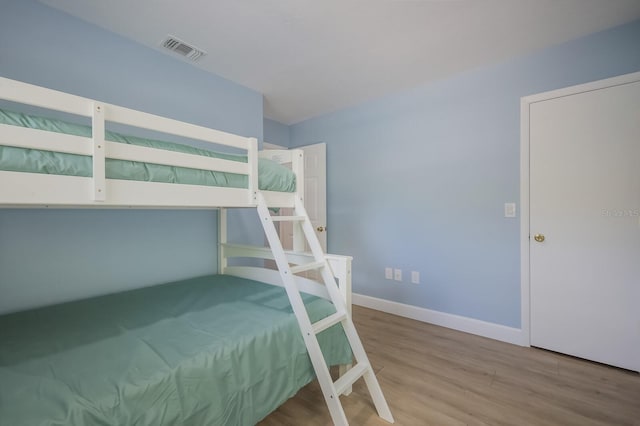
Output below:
[411,271,420,284]
[385,267,393,280]
[394,269,402,281]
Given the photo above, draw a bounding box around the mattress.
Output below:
[0,108,296,192]
[0,275,351,426]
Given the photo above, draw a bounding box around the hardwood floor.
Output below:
[260,305,640,426]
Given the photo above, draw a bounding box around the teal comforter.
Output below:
[0,275,351,425]
[0,108,296,192]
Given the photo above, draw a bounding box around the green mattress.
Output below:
[0,108,296,192]
[0,275,351,425]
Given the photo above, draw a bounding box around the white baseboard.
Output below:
[352,293,526,346]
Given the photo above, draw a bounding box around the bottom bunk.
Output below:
[0,274,352,426]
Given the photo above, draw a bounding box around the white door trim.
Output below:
[263,142,287,150]
[520,70,640,347]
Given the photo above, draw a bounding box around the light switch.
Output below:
[504,202,516,218]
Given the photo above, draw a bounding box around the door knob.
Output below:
[534,234,545,243]
[317,226,326,232]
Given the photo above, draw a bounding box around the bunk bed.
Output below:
[0,274,351,425]
[0,76,360,425]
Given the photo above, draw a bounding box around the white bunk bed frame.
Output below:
[0,76,393,426]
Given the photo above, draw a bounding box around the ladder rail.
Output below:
[257,194,351,425]
[256,192,394,425]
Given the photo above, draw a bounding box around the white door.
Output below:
[287,143,327,281]
[263,143,327,278]
[301,143,327,253]
[529,78,640,371]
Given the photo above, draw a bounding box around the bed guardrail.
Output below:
[0,76,262,207]
[219,242,352,308]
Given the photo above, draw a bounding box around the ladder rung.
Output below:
[290,261,325,274]
[312,311,347,334]
[256,193,394,424]
[271,215,306,222]
[334,362,370,395]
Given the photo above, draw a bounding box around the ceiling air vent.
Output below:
[161,35,206,62]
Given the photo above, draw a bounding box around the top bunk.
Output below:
[0,77,301,209]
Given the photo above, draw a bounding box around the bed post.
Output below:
[291,150,305,252]
[329,255,352,316]
[92,102,106,201]
[247,137,258,205]
[218,208,228,274]
[328,254,354,395]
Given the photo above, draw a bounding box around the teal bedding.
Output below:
[0,108,296,192]
[0,275,351,425]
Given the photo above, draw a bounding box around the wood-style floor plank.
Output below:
[259,306,640,426]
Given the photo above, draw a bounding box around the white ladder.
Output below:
[256,193,394,425]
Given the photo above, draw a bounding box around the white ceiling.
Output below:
[39,0,640,125]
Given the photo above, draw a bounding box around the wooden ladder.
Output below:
[256,193,394,425]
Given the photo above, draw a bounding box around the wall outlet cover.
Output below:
[385,267,393,280]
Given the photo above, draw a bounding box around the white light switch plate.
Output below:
[504,202,516,218]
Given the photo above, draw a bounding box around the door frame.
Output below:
[519,70,640,347]
[263,142,286,150]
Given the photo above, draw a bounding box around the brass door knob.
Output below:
[534,234,545,243]
[317,226,326,232]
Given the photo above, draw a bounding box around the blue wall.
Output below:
[264,118,291,147]
[0,0,264,313]
[290,20,640,328]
